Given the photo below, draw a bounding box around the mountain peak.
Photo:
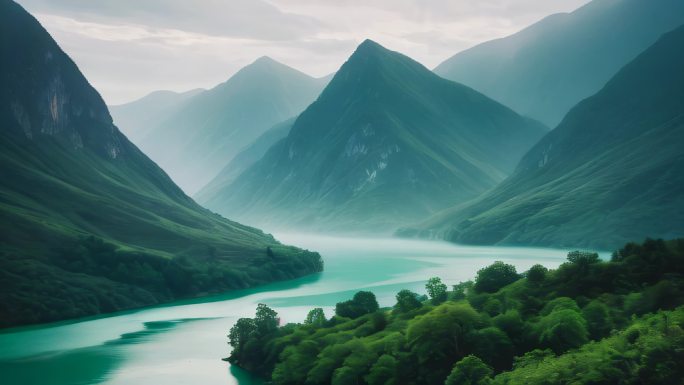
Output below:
[352,39,389,59]
[252,55,279,66]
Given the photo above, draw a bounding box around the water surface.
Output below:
[0,234,578,385]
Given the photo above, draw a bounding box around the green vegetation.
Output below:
[0,1,323,328]
[208,39,547,233]
[408,23,684,249]
[227,238,684,385]
[434,0,684,127]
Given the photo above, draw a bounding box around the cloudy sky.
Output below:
[16,0,590,105]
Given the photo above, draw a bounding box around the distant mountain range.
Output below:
[434,0,684,127]
[125,57,330,194]
[195,117,294,204]
[202,40,547,232]
[109,88,203,143]
[0,0,321,328]
[402,23,684,249]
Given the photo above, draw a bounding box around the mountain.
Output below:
[434,0,684,127]
[195,117,294,204]
[0,0,322,328]
[404,24,684,249]
[109,88,203,143]
[205,40,548,232]
[138,57,330,194]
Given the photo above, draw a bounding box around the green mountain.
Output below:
[0,0,322,328]
[109,88,203,143]
[405,24,684,249]
[434,0,684,127]
[195,117,294,204]
[205,40,547,232]
[139,57,330,194]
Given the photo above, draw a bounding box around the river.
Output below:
[0,234,583,385]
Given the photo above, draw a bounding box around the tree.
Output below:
[567,251,600,266]
[426,277,448,304]
[353,291,379,314]
[228,317,256,357]
[445,355,493,385]
[470,327,514,371]
[336,291,379,319]
[305,307,327,327]
[537,308,588,354]
[395,289,422,313]
[407,302,481,380]
[526,264,548,285]
[474,262,519,293]
[255,303,279,336]
[582,300,613,340]
[366,354,398,385]
[451,281,473,301]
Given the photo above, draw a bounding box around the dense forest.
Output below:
[227,238,684,385]
[0,236,323,327]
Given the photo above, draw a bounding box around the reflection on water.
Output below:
[0,234,577,385]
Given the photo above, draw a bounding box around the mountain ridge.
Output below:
[404,23,684,249]
[434,0,684,127]
[0,0,322,328]
[203,39,547,232]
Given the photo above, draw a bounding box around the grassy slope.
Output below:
[0,0,322,328]
[404,24,684,250]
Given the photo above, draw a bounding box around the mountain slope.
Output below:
[109,88,203,143]
[407,24,684,249]
[196,117,294,204]
[139,57,329,194]
[206,40,547,232]
[0,0,322,328]
[434,0,684,127]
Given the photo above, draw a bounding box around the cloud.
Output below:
[19,0,327,40]
[15,0,590,104]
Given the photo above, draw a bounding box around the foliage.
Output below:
[304,308,327,327]
[445,355,493,385]
[474,261,519,293]
[335,291,380,319]
[426,277,448,305]
[394,289,423,313]
[226,238,684,385]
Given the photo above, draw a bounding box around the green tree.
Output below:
[255,303,279,336]
[526,264,548,285]
[228,317,256,358]
[537,309,589,353]
[426,277,448,304]
[407,302,481,382]
[470,327,514,371]
[567,251,600,266]
[365,354,398,385]
[474,262,519,293]
[335,291,379,319]
[395,289,422,313]
[451,281,472,301]
[305,307,327,327]
[445,355,493,385]
[582,300,613,339]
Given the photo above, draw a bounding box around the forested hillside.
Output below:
[228,238,684,385]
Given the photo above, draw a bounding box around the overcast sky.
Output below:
[16,0,591,105]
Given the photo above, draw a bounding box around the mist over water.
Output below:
[0,234,578,385]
